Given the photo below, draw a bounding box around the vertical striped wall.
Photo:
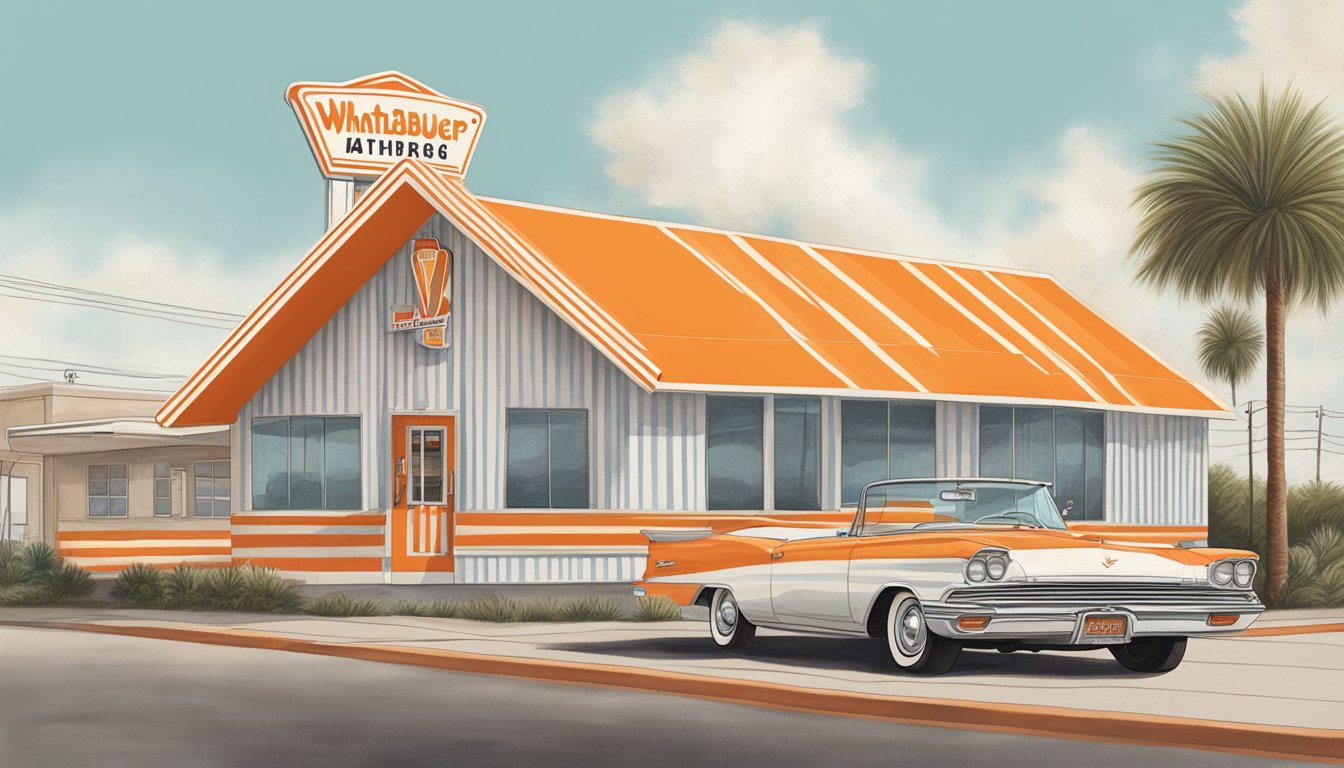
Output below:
[1104,412,1208,525]
[935,402,979,477]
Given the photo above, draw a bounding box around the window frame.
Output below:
[153,463,173,518]
[406,425,448,506]
[193,460,232,518]
[504,408,591,509]
[839,399,937,505]
[87,463,129,518]
[976,406,1107,521]
[249,414,364,511]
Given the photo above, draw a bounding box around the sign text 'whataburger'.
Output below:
[287,72,486,179]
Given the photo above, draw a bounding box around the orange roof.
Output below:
[158,159,1228,427]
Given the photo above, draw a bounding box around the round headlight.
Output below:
[986,556,1008,581]
[1234,560,1255,587]
[1211,560,1235,586]
[966,559,988,582]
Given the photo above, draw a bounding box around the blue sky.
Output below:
[2,0,1342,478]
[0,1,1241,252]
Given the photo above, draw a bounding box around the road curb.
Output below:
[6,619,1342,765]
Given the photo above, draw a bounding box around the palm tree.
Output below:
[1196,306,1263,406]
[1131,84,1344,603]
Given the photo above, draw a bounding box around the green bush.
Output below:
[0,542,94,606]
[1284,527,1344,608]
[456,593,523,622]
[390,598,460,618]
[111,563,165,606]
[304,592,387,617]
[234,566,304,613]
[557,596,627,622]
[632,595,684,622]
[160,565,207,609]
[199,566,249,611]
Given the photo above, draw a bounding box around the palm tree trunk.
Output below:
[1264,272,1289,602]
[1231,381,1238,407]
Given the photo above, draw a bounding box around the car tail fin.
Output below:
[641,528,713,542]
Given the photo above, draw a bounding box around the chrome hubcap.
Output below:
[895,602,926,655]
[715,594,738,635]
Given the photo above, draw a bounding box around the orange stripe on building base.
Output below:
[56,530,230,541]
[231,534,385,548]
[231,557,382,572]
[5,621,1339,766]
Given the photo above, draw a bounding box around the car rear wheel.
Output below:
[1109,637,1186,673]
[886,592,960,675]
[709,588,756,649]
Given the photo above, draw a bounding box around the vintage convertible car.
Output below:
[634,478,1263,675]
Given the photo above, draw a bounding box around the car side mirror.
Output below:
[836,529,849,538]
[1062,499,1074,517]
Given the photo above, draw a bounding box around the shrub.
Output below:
[0,552,31,588]
[390,598,460,618]
[37,562,95,601]
[557,596,627,622]
[16,541,60,577]
[160,565,207,609]
[457,593,522,622]
[199,566,249,610]
[632,595,683,622]
[304,592,387,617]
[111,563,165,606]
[234,566,303,613]
[1283,527,1344,609]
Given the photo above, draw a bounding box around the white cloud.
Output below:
[592,20,962,260]
[1196,0,1344,110]
[591,12,1344,481]
[0,202,289,393]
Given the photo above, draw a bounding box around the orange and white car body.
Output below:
[636,480,1264,647]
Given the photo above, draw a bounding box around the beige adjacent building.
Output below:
[1,383,230,573]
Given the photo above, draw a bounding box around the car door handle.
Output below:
[771,551,784,559]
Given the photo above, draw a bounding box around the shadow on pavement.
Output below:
[552,635,1135,678]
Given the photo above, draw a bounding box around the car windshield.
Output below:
[856,480,1066,535]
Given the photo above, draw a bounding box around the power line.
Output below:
[0,354,183,380]
[0,273,243,320]
[0,273,243,330]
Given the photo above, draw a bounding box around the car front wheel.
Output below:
[1108,637,1186,673]
[709,588,756,649]
[886,592,960,675]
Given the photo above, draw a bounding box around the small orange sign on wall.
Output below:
[389,237,452,350]
[287,71,487,180]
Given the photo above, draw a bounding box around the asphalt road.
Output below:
[0,626,1322,768]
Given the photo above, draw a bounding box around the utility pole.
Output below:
[1247,400,1255,550]
[1317,406,1325,483]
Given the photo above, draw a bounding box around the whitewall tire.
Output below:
[886,592,960,675]
[709,588,756,649]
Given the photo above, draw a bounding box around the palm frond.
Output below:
[1196,305,1264,388]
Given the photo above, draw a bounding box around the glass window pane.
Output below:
[155,463,170,479]
[1054,409,1086,519]
[888,402,935,479]
[195,477,211,499]
[409,428,445,505]
[1014,407,1054,484]
[213,478,230,498]
[194,496,210,516]
[252,417,290,510]
[841,400,888,504]
[109,464,127,479]
[109,478,127,498]
[154,478,171,499]
[109,498,127,517]
[194,461,211,477]
[88,497,108,517]
[89,465,108,481]
[290,417,325,509]
[88,479,108,497]
[548,411,589,508]
[215,499,231,518]
[506,410,550,508]
[154,499,171,517]
[774,396,820,510]
[214,461,231,479]
[1084,411,1105,521]
[707,396,764,510]
[324,418,361,510]
[978,406,1014,478]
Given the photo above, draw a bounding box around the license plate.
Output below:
[1082,615,1127,642]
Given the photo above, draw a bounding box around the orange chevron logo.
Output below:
[1102,555,1119,569]
[412,238,452,319]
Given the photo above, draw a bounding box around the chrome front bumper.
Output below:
[924,585,1265,644]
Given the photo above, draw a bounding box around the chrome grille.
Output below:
[944,582,1258,608]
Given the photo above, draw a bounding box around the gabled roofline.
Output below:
[157,159,662,427]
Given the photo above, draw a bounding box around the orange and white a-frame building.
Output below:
[156,73,1230,585]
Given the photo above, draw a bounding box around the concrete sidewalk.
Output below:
[5,606,1343,736]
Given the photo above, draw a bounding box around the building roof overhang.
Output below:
[7,418,229,455]
[157,159,1233,428]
